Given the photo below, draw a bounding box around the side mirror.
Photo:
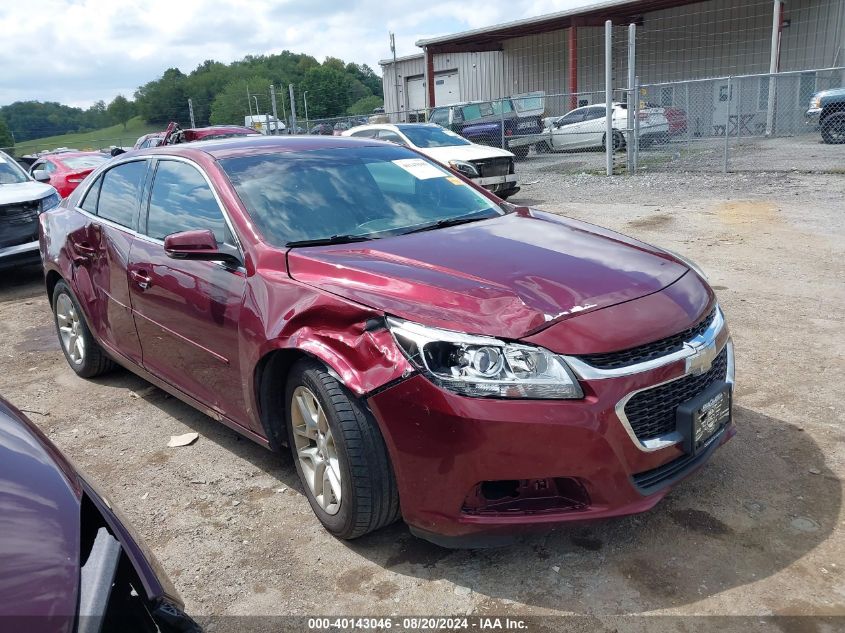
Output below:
[163,229,241,265]
[33,170,51,182]
[111,147,126,157]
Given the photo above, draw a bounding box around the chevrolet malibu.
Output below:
[40,136,735,547]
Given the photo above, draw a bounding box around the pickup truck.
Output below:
[806,87,845,144]
[428,93,544,158]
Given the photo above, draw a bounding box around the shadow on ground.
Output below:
[345,406,839,614]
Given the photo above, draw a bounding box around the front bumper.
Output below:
[806,108,822,127]
[473,174,519,196]
[367,316,735,546]
[0,239,41,270]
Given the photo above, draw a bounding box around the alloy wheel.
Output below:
[291,385,342,515]
[56,293,85,365]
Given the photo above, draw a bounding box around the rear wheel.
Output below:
[512,145,529,159]
[285,359,400,539]
[52,281,114,378]
[820,112,845,144]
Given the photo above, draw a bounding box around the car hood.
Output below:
[417,144,514,163]
[0,181,55,205]
[0,400,80,632]
[287,208,688,339]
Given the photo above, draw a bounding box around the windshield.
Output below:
[401,126,470,148]
[57,155,109,170]
[0,153,29,185]
[220,146,502,246]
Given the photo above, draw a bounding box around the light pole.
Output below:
[303,91,309,133]
[253,95,260,117]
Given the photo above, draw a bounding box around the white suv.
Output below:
[0,150,60,270]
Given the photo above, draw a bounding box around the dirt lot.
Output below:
[1,167,843,631]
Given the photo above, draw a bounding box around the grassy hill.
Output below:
[13,117,162,155]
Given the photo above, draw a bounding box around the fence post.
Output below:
[626,23,636,174]
[289,84,297,134]
[605,19,613,176]
[188,99,196,128]
[500,97,505,151]
[270,85,279,135]
[723,76,732,173]
[685,81,692,152]
[633,76,640,173]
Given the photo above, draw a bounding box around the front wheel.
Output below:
[602,130,626,152]
[285,359,400,539]
[821,112,845,144]
[511,145,529,159]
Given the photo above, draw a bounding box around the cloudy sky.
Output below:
[0,0,598,108]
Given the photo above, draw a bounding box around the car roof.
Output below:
[137,134,387,160]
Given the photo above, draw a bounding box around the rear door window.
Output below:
[145,160,232,244]
[96,160,147,230]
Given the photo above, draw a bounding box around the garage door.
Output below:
[406,76,426,111]
[433,71,459,105]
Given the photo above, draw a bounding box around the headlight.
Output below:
[386,317,583,399]
[447,160,480,178]
[809,96,821,109]
[661,247,708,280]
[40,192,61,212]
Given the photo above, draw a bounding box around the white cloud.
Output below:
[0,0,597,107]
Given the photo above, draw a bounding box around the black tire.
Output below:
[602,130,626,152]
[820,112,845,144]
[52,280,115,378]
[512,145,529,159]
[285,359,400,539]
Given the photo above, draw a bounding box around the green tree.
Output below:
[347,95,384,115]
[135,68,189,124]
[300,66,357,118]
[107,95,134,130]
[209,77,268,125]
[0,117,13,150]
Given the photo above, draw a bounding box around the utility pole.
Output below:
[270,85,279,135]
[247,86,253,116]
[303,91,310,133]
[289,84,298,134]
[390,32,400,122]
[188,98,196,128]
[766,0,783,136]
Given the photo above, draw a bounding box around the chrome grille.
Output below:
[470,157,513,178]
[0,201,40,249]
[624,345,729,442]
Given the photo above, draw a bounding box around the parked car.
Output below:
[41,136,734,547]
[309,122,335,135]
[131,124,259,153]
[28,151,110,197]
[133,132,165,150]
[343,123,520,199]
[1,149,60,270]
[0,397,200,631]
[333,121,352,135]
[535,103,669,153]
[428,95,545,158]
[806,87,845,144]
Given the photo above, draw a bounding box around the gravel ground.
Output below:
[0,167,843,631]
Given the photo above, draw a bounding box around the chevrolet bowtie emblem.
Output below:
[685,340,718,375]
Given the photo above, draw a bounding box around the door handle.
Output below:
[129,270,152,290]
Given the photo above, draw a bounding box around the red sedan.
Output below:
[29,151,110,198]
[39,136,734,546]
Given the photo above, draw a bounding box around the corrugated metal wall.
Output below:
[382,0,844,111]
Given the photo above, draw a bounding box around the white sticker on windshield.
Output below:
[392,158,448,180]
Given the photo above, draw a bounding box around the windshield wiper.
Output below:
[402,214,492,235]
[286,234,374,248]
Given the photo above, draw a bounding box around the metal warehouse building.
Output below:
[380,0,845,125]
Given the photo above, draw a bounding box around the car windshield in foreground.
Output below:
[58,155,109,170]
[401,126,471,148]
[0,153,29,184]
[219,146,502,247]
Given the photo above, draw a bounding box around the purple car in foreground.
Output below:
[0,397,199,633]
